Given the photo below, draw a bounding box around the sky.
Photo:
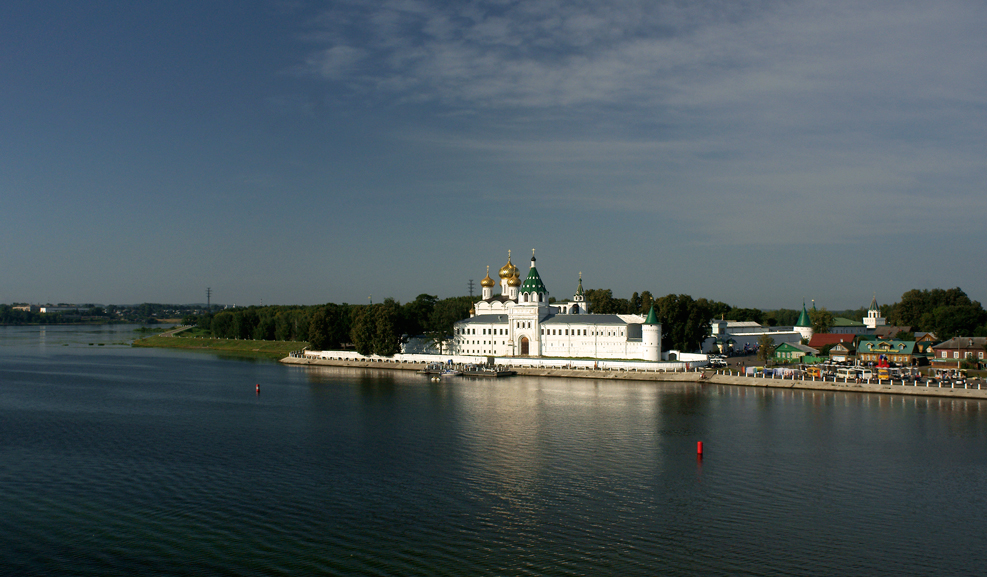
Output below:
[2,0,985,310]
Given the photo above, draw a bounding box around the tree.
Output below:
[888,288,985,337]
[349,302,402,356]
[350,306,375,356]
[640,291,654,315]
[764,309,799,326]
[757,334,775,365]
[810,308,834,334]
[308,307,329,351]
[402,294,437,337]
[630,292,642,314]
[324,303,351,349]
[585,288,618,314]
[654,294,713,352]
[730,308,764,324]
[371,302,401,356]
[210,312,235,338]
[426,297,473,354]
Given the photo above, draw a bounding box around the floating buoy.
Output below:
[697,441,704,456]
[256,384,260,395]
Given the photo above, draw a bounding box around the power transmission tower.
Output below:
[206,287,212,310]
[467,279,475,298]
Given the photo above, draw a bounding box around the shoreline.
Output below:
[280,356,987,400]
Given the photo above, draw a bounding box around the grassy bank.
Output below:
[133,334,306,360]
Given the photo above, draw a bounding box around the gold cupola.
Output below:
[480,265,495,287]
[498,250,519,279]
[507,273,521,287]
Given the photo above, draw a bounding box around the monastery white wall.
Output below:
[303,350,701,371]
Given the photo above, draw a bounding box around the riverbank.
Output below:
[280,356,987,400]
[134,335,306,360]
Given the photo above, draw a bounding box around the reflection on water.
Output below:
[2,327,987,576]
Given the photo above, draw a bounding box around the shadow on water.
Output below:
[356,372,398,399]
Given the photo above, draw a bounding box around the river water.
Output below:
[2,325,986,576]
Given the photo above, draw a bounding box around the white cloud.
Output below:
[297,0,987,246]
[305,45,366,79]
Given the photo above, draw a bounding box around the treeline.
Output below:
[583,286,987,350]
[180,285,987,357]
[885,288,986,339]
[0,304,107,325]
[192,295,475,356]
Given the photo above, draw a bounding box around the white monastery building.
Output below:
[452,251,661,361]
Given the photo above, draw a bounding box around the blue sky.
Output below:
[2,0,985,310]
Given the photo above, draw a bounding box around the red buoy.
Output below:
[256,383,260,395]
[697,441,704,456]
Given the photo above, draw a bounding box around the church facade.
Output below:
[451,251,661,361]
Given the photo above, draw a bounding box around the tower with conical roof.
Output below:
[795,301,813,341]
[642,305,661,361]
[573,273,585,303]
[864,294,886,330]
[519,249,548,304]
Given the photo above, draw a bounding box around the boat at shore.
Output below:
[461,364,516,378]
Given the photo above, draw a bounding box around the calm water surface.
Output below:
[2,325,986,576]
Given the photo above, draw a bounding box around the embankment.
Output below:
[281,356,987,400]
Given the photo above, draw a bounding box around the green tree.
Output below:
[810,308,834,334]
[654,294,713,352]
[308,307,330,350]
[402,294,437,337]
[324,303,351,349]
[350,306,375,356]
[726,307,764,324]
[764,309,799,326]
[585,288,618,314]
[371,302,401,356]
[630,292,642,314]
[349,302,402,356]
[426,297,473,353]
[888,288,985,337]
[757,334,775,365]
[210,312,235,338]
[640,291,654,315]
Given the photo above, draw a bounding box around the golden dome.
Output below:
[507,273,521,287]
[498,250,519,279]
[480,265,495,287]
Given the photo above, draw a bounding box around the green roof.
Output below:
[859,340,917,355]
[832,317,864,327]
[795,303,812,327]
[644,305,658,325]
[519,266,548,295]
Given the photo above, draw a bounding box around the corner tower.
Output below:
[795,301,813,342]
[642,305,661,361]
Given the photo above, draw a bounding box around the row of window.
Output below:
[940,351,984,359]
[459,326,624,337]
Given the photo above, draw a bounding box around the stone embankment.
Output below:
[280,356,987,400]
[281,355,425,371]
